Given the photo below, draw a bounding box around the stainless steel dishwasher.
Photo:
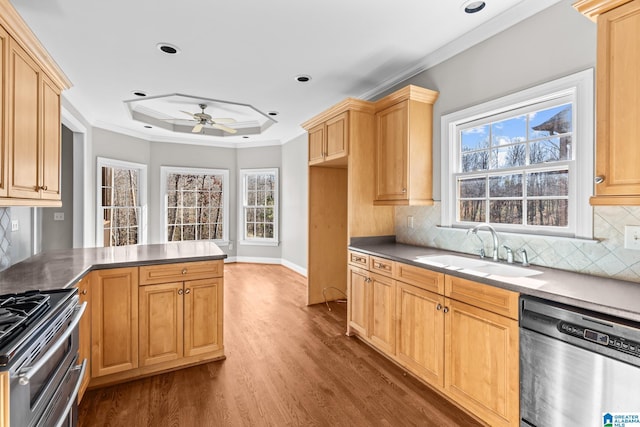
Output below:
[520,296,640,427]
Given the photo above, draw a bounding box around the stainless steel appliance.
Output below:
[520,296,640,427]
[0,289,85,427]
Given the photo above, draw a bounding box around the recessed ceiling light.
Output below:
[132,90,147,97]
[157,43,180,55]
[243,136,249,139]
[268,111,279,116]
[462,1,486,13]
[144,125,152,129]
[295,75,312,83]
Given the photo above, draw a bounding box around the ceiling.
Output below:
[12,0,563,147]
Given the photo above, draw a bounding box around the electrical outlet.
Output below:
[11,220,18,232]
[54,212,64,221]
[407,216,414,229]
[624,225,640,250]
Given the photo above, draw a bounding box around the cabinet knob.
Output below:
[594,175,605,184]
[81,289,87,295]
[178,289,183,295]
[182,268,187,275]
[42,186,48,191]
[185,288,191,294]
[402,188,407,193]
[436,303,442,311]
[443,307,449,313]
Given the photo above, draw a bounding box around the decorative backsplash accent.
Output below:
[0,208,10,271]
[395,204,640,283]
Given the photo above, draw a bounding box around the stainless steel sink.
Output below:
[414,254,488,269]
[462,263,543,278]
[415,254,542,278]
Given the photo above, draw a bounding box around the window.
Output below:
[240,168,278,245]
[441,69,594,238]
[160,167,229,243]
[97,158,147,246]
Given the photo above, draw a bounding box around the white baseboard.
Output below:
[224,256,307,277]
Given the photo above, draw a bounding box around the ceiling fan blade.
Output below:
[180,110,198,119]
[210,118,236,124]
[192,123,204,133]
[212,123,237,134]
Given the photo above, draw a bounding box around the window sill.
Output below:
[238,240,280,247]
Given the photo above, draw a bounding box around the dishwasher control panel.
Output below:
[559,321,640,358]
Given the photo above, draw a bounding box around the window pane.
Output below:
[459,200,485,222]
[256,223,264,238]
[492,144,526,169]
[459,178,486,198]
[489,174,523,198]
[461,125,489,152]
[529,104,572,138]
[492,116,526,146]
[266,191,275,206]
[247,191,256,206]
[246,208,255,222]
[530,137,571,164]
[527,200,568,226]
[489,200,523,224]
[256,191,266,206]
[265,208,274,223]
[247,175,257,191]
[461,151,489,172]
[527,170,569,197]
[256,208,265,222]
[246,223,254,238]
[265,224,274,239]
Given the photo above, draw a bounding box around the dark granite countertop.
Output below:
[350,236,640,323]
[0,241,227,294]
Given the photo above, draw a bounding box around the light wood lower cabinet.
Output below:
[347,250,520,427]
[77,275,91,402]
[184,277,223,357]
[91,267,139,378]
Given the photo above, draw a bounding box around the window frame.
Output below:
[238,168,279,246]
[160,166,230,245]
[95,157,148,246]
[441,69,594,238]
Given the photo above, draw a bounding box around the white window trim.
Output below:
[441,69,594,239]
[95,157,148,246]
[238,168,279,246]
[160,166,230,245]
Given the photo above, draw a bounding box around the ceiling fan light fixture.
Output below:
[157,43,181,55]
[295,75,312,83]
[462,1,486,14]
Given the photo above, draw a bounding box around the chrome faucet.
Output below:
[467,224,500,262]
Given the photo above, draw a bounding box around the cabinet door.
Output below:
[40,74,61,200]
[0,26,8,198]
[91,267,139,377]
[77,276,91,402]
[375,101,408,201]
[347,265,369,336]
[7,38,40,199]
[308,123,325,165]
[395,281,444,387]
[325,111,348,161]
[444,299,519,427]
[184,277,223,357]
[139,282,184,366]
[369,272,395,354]
[592,1,640,203]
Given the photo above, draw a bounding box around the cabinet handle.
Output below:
[365,277,372,283]
[34,186,40,192]
[443,307,449,313]
[402,188,407,193]
[178,289,183,295]
[185,288,191,294]
[436,303,442,311]
[594,175,605,184]
[42,186,48,191]
[81,289,87,295]
[182,268,188,275]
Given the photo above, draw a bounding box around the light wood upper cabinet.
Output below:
[574,0,640,204]
[306,111,349,166]
[308,124,325,164]
[91,267,139,378]
[77,275,91,403]
[374,85,439,206]
[0,0,70,207]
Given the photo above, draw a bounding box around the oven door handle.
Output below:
[54,358,86,427]
[18,302,86,385]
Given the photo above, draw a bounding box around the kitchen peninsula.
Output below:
[0,241,227,398]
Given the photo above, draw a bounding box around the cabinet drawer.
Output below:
[394,262,444,294]
[445,275,519,320]
[139,260,223,285]
[370,256,394,277]
[348,251,369,268]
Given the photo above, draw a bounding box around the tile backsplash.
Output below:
[0,208,10,271]
[396,204,640,283]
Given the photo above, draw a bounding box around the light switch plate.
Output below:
[54,212,64,221]
[11,220,18,232]
[624,225,640,250]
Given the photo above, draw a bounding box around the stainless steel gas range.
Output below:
[0,288,85,427]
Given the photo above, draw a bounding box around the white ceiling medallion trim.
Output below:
[359,0,565,101]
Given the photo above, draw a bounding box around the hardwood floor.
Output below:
[79,263,482,427]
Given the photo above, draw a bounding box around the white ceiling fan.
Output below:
[180,103,237,134]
